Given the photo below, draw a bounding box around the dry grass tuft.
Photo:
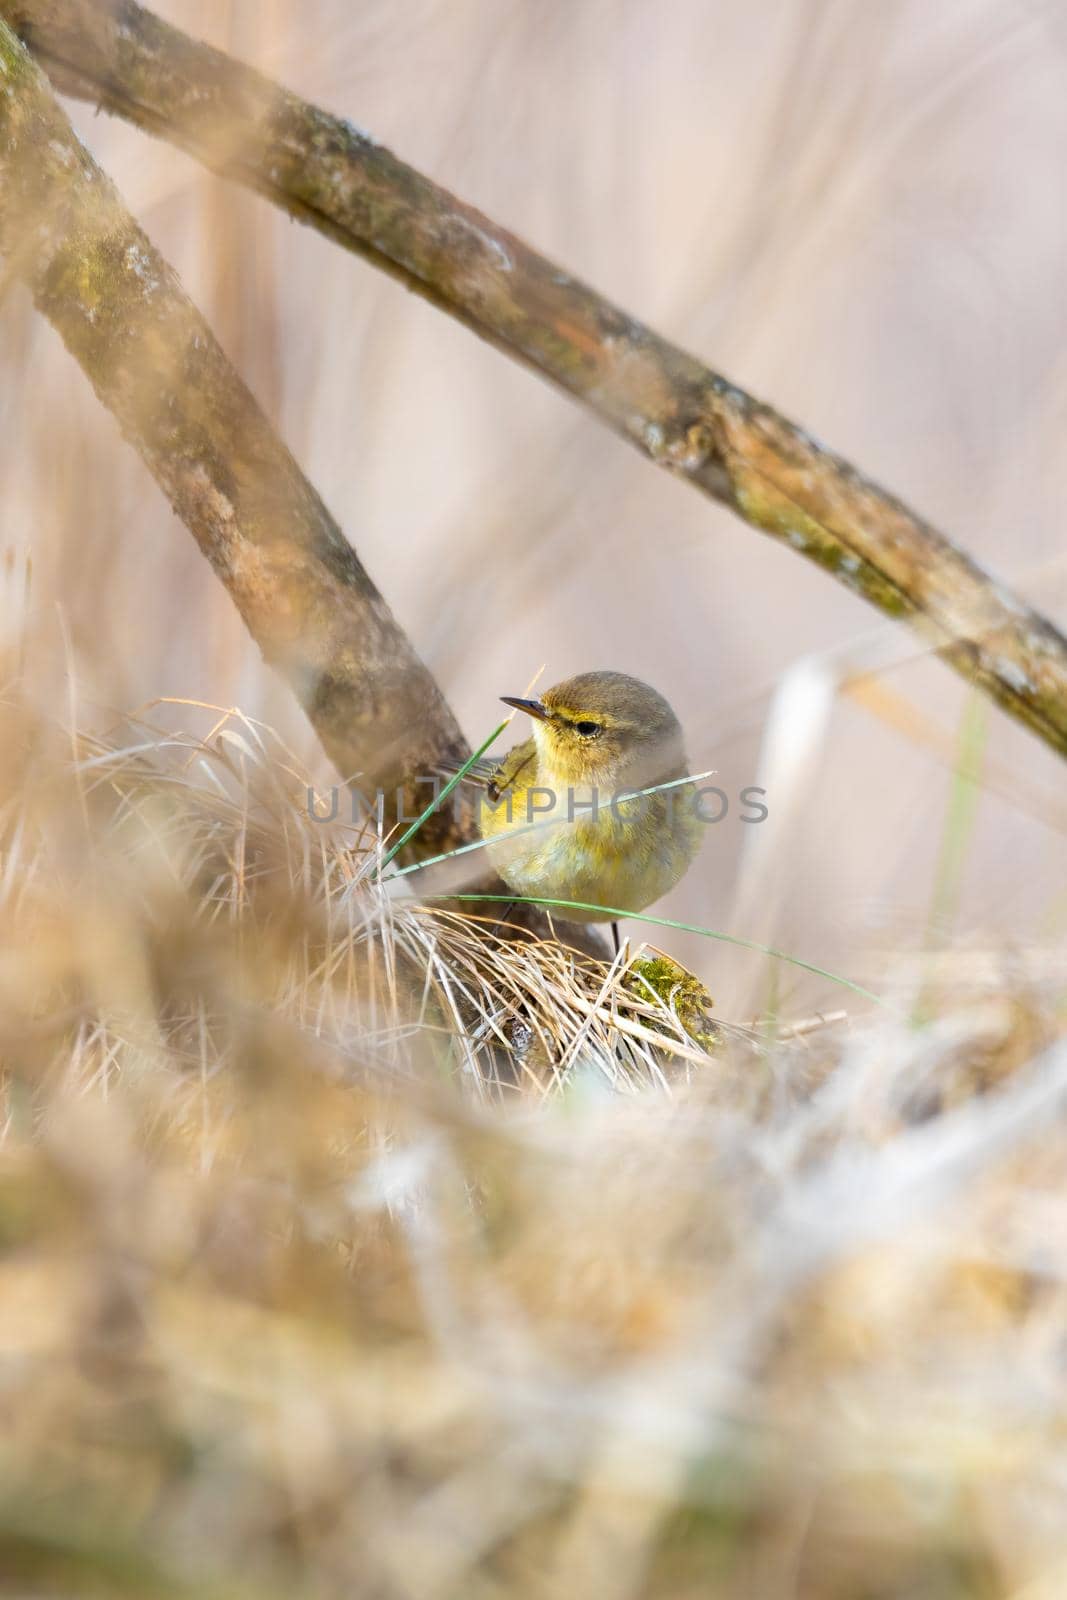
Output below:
[0,693,1065,1600]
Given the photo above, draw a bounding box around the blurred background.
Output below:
[4,0,1066,1004]
[4,10,1067,1598]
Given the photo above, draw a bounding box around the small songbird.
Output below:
[479,671,702,942]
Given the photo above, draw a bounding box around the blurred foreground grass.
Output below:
[0,689,1064,1600]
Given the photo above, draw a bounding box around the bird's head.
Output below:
[501,670,686,789]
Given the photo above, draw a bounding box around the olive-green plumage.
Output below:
[479,671,702,924]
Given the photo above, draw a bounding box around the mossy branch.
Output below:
[0,13,617,964]
[4,0,1066,763]
[0,16,479,861]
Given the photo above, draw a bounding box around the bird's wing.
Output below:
[432,739,538,800]
[484,738,537,803]
[431,756,499,788]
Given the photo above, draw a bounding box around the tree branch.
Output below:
[0,13,477,859]
[0,14,615,963]
[5,0,1065,763]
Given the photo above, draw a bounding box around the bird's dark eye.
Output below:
[574,720,602,738]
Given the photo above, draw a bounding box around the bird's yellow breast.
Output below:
[479,768,701,923]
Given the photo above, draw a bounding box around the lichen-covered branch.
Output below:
[6,0,1066,762]
[0,14,616,964]
[0,14,478,863]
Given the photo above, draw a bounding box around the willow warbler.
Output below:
[479,671,702,932]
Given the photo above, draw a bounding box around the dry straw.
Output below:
[0,690,1063,1598]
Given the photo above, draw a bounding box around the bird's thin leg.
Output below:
[491,899,518,936]
[612,921,621,957]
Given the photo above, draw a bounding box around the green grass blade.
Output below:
[376,720,509,874]
[926,690,988,943]
[913,690,988,1027]
[423,893,890,1010]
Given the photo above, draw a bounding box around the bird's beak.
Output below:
[500,696,549,721]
